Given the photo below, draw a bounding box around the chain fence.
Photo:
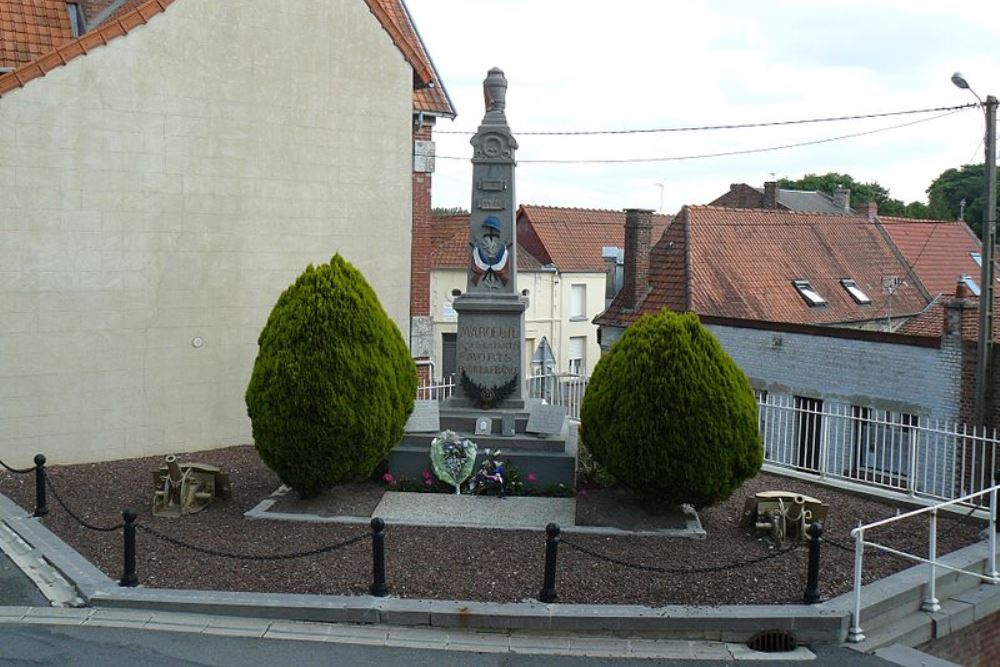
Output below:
[560,535,801,575]
[44,474,124,532]
[0,459,36,475]
[136,523,369,561]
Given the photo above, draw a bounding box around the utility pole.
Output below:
[654,182,664,213]
[954,73,997,426]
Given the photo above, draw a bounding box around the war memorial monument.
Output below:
[389,68,576,488]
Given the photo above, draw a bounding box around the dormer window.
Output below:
[793,280,826,307]
[960,274,981,296]
[840,279,872,304]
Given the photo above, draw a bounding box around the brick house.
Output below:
[0,0,449,464]
[710,181,855,214]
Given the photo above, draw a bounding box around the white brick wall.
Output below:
[0,0,414,464]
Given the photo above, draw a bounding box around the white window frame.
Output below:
[960,274,981,296]
[840,279,872,304]
[569,284,587,319]
[792,280,826,306]
[568,336,586,375]
[852,407,917,480]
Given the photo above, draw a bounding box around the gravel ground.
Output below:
[0,445,985,606]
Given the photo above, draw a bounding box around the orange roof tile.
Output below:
[1,0,454,118]
[0,1,75,68]
[0,0,175,97]
[516,205,673,273]
[597,206,930,328]
[430,215,542,271]
[878,216,982,297]
[365,0,454,117]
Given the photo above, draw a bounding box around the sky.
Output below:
[404,0,1000,215]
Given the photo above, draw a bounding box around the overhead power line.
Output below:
[434,103,976,136]
[437,109,967,165]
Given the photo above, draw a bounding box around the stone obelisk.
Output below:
[451,68,527,409]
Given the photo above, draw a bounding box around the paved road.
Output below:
[0,622,899,666]
[0,553,46,607]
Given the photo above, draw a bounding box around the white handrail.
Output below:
[847,480,999,643]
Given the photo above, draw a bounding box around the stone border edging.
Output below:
[8,488,995,646]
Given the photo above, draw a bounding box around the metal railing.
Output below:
[758,395,999,504]
[846,482,1000,642]
[415,375,999,504]
[416,373,589,419]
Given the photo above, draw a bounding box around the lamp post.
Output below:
[952,72,998,426]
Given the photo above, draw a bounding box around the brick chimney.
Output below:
[859,201,878,221]
[945,278,977,339]
[622,208,654,310]
[763,181,778,209]
[833,186,851,212]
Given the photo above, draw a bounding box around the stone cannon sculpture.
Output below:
[741,490,827,541]
[151,455,231,518]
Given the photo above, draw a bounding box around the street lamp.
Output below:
[952,72,998,427]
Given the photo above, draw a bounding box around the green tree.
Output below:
[245,254,416,498]
[432,207,470,217]
[926,164,999,238]
[778,172,931,218]
[579,309,762,508]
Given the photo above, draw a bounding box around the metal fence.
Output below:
[415,374,999,504]
[758,394,998,503]
[416,373,589,419]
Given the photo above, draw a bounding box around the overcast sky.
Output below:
[404,0,1000,215]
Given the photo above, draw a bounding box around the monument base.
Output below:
[388,400,577,490]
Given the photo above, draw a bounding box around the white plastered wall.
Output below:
[0,0,413,464]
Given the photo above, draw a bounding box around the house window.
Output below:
[960,274,981,296]
[971,252,982,267]
[852,407,917,484]
[568,336,586,375]
[794,396,823,471]
[569,284,587,319]
[792,280,826,307]
[66,3,84,37]
[840,279,872,304]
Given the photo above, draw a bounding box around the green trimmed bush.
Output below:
[580,309,761,508]
[246,254,416,498]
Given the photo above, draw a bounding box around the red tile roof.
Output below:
[597,206,930,328]
[367,0,454,118]
[0,0,454,118]
[516,205,673,273]
[430,215,542,271]
[877,216,982,297]
[0,1,75,68]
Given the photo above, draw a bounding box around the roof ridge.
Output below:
[692,205,860,218]
[521,203,672,216]
[0,0,175,98]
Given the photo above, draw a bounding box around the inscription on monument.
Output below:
[526,405,567,436]
[478,179,507,192]
[478,197,505,211]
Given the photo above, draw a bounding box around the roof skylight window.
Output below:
[840,279,872,304]
[971,252,982,267]
[960,274,981,296]
[792,280,827,307]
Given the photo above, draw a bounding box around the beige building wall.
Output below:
[0,0,414,465]
[429,267,604,380]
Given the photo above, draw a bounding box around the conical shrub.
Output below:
[580,309,761,508]
[246,254,416,498]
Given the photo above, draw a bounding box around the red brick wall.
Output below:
[918,610,1000,666]
[708,184,765,209]
[622,209,653,310]
[411,123,433,383]
[410,123,433,320]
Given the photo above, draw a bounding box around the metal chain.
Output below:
[940,503,985,538]
[560,536,800,574]
[823,536,856,553]
[0,459,36,475]
[136,523,369,561]
[44,474,124,532]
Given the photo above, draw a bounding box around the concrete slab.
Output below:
[202,615,273,637]
[264,620,332,642]
[874,643,961,667]
[372,492,574,529]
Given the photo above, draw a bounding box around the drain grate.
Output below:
[746,629,797,653]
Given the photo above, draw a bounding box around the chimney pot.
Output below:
[763,181,778,209]
[860,201,878,220]
[833,187,851,212]
[622,208,655,310]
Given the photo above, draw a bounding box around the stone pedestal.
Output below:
[449,294,526,409]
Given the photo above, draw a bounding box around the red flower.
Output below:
[382,473,394,484]
[527,473,537,483]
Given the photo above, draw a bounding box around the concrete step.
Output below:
[399,433,565,453]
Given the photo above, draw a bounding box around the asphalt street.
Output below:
[0,553,46,607]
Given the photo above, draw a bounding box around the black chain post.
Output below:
[120,508,138,587]
[32,454,48,517]
[538,523,560,603]
[370,517,387,597]
[803,521,823,604]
